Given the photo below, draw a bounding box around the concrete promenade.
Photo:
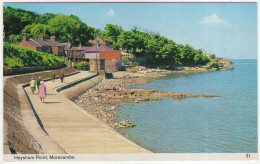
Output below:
[24,71,150,153]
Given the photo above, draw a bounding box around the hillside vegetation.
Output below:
[4,42,65,68]
[4,6,210,67]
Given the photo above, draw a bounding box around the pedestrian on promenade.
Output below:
[52,71,56,82]
[36,76,42,90]
[30,78,36,94]
[38,81,46,103]
[60,70,64,83]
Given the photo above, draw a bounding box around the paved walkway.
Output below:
[24,71,150,153]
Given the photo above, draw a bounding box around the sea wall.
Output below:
[58,76,103,100]
[3,67,78,154]
[3,62,65,76]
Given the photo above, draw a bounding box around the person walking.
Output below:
[36,76,42,90]
[38,81,46,103]
[52,71,56,82]
[60,71,64,83]
[30,78,36,94]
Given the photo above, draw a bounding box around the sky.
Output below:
[3,2,258,59]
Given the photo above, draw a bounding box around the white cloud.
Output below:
[106,9,116,17]
[200,14,226,24]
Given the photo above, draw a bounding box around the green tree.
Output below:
[177,44,197,66]
[21,24,51,39]
[4,6,39,36]
[4,15,22,36]
[117,31,137,52]
[37,13,56,24]
[48,14,94,45]
[104,24,123,43]
[9,35,23,44]
[194,50,210,65]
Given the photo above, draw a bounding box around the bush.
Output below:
[207,59,223,69]
[122,56,130,61]
[194,54,210,65]
[74,61,89,69]
[3,42,65,68]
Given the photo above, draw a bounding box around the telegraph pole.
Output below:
[95,33,98,74]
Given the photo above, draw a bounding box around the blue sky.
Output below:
[4,3,257,59]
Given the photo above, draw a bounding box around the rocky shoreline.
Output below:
[74,68,222,128]
[74,76,150,125]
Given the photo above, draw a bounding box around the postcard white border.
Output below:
[1,0,259,164]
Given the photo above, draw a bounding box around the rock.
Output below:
[112,120,136,129]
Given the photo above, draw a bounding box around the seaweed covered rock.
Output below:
[113,120,136,129]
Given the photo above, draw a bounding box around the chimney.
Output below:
[68,39,70,44]
[38,34,44,40]
[50,36,55,41]
[23,36,26,42]
[79,42,82,48]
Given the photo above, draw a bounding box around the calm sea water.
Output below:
[116,59,257,153]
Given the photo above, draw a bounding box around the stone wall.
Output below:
[105,61,121,73]
[3,62,65,76]
[3,67,77,154]
[59,76,103,100]
[89,59,105,73]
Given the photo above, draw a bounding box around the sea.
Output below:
[115,59,257,153]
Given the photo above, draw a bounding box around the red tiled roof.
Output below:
[80,46,92,51]
[45,39,64,46]
[65,47,85,51]
[30,38,51,46]
[71,47,85,51]
[28,40,42,47]
[84,44,114,52]
[29,38,63,47]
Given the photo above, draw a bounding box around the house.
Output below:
[63,41,86,61]
[84,44,122,73]
[18,34,65,56]
[84,44,121,61]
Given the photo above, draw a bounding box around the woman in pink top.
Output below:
[38,81,47,103]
